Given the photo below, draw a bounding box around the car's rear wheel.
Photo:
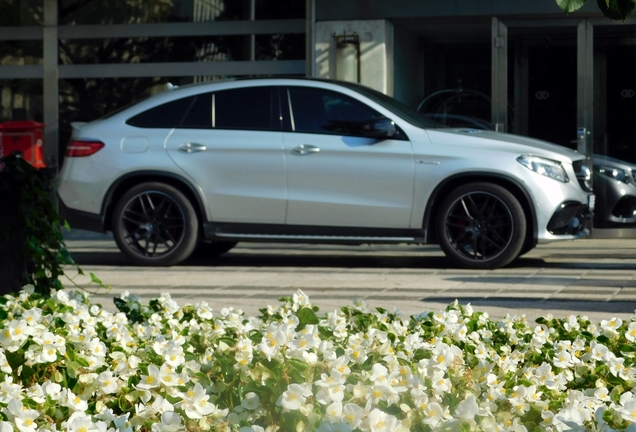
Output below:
[112,182,198,266]
[436,183,526,269]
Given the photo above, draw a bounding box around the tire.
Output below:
[195,241,237,257]
[436,182,526,269]
[112,182,199,266]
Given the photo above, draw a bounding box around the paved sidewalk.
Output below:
[63,235,636,322]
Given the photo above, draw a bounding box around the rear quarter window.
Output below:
[126,96,196,128]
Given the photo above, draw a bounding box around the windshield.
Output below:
[337,81,441,129]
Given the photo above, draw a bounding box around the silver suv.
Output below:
[58,78,594,269]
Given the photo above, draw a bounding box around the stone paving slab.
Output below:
[63,236,636,322]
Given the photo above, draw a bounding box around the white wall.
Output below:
[314,20,394,96]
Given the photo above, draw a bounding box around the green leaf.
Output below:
[5,350,26,370]
[20,365,36,383]
[89,272,102,284]
[597,0,636,19]
[297,307,319,328]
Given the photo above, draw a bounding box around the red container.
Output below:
[0,120,46,168]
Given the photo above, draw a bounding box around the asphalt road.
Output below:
[60,233,636,323]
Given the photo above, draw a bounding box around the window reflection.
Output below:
[58,0,244,25]
[0,0,43,26]
[0,79,43,123]
[255,0,304,19]
[418,44,492,130]
[59,36,246,64]
[59,77,198,152]
[255,34,305,60]
[0,40,42,65]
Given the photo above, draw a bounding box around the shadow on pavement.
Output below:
[422,298,636,315]
[69,251,454,269]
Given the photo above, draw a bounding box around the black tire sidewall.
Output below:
[436,182,526,269]
[112,182,199,266]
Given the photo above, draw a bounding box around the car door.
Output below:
[165,86,286,224]
[282,86,415,228]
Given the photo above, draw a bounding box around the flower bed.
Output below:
[1,287,636,432]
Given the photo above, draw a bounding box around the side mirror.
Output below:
[361,117,398,138]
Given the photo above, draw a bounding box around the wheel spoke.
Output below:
[460,198,475,220]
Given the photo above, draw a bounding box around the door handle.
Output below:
[292,144,320,155]
[179,142,207,153]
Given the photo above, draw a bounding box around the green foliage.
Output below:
[556,0,588,13]
[597,0,636,19]
[556,0,636,19]
[0,154,106,296]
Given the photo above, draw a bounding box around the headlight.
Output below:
[517,155,569,183]
[596,165,629,183]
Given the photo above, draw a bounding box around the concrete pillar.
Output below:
[315,20,394,96]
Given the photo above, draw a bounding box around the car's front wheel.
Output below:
[112,182,199,266]
[436,183,526,269]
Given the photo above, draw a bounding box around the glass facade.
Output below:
[419,43,492,129]
[58,0,244,25]
[255,33,305,60]
[0,40,42,64]
[255,0,304,20]
[0,0,42,26]
[59,36,246,64]
[0,0,306,166]
[507,27,578,148]
[0,79,42,123]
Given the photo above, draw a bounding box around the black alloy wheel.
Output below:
[436,183,526,269]
[112,182,198,266]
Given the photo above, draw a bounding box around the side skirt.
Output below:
[203,223,427,245]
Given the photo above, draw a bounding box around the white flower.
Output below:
[42,381,62,400]
[421,401,446,427]
[137,364,161,390]
[365,408,399,432]
[13,405,39,432]
[0,320,32,351]
[276,383,312,410]
[180,383,216,419]
[601,317,622,338]
[64,389,88,412]
[0,377,22,404]
[325,401,343,422]
[67,413,100,432]
[95,371,119,395]
[617,392,636,423]
[454,394,480,421]
[431,370,451,394]
[151,412,182,432]
[241,392,260,410]
[625,322,636,342]
[342,403,364,430]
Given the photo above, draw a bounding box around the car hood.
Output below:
[425,128,585,163]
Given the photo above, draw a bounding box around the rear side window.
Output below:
[180,93,212,128]
[126,87,278,130]
[126,96,196,128]
[215,87,277,131]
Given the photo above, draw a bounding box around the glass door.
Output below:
[506,26,579,148]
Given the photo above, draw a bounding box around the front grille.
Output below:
[548,202,592,235]
[573,160,592,192]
